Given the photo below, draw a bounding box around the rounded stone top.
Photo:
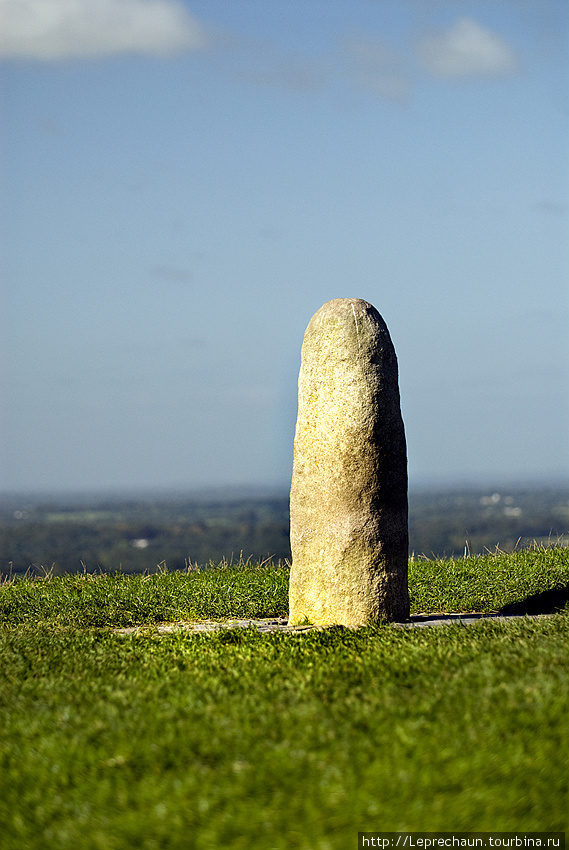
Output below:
[303,298,392,364]
[307,298,387,329]
[312,297,377,317]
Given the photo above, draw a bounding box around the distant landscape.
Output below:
[1,483,568,577]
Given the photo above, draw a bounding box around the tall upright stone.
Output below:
[289,298,409,626]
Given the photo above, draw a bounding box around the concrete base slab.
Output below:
[116,612,555,635]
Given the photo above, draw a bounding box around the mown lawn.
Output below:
[1,547,568,850]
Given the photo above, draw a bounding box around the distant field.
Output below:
[1,484,569,575]
[1,545,568,849]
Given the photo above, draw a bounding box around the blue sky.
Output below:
[1,0,568,494]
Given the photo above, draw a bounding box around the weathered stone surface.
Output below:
[289,298,409,625]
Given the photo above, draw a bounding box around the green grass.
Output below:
[2,547,569,628]
[1,547,568,849]
[0,560,289,629]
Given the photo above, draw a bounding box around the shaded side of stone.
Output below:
[289,298,409,625]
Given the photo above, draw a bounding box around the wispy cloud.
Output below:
[534,200,568,215]
[230,17,518,102]
[417,18,518,78]
[229,32,407,99]
[341,31,409,102]
[0,0,207,61]
[152,265,193,283]
[233,46,330,92]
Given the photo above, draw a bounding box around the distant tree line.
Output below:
[0,496,292,576]
[1,486,568,577]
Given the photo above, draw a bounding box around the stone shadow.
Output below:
[500,585,569,616]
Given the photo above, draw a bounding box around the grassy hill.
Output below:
[1,546,568,848]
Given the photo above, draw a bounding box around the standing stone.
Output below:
[289,298,409,626]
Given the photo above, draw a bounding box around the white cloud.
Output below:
[0,0,207,60]
[418,18,518,78]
